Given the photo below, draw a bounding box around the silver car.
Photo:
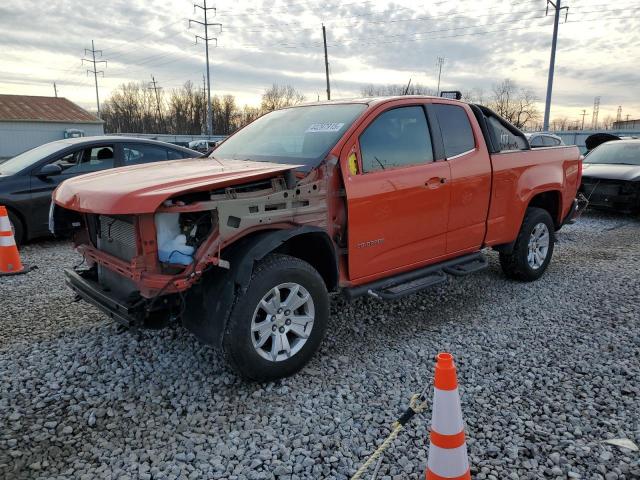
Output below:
[525,132,564,148]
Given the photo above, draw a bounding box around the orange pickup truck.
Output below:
[52,96,585,380]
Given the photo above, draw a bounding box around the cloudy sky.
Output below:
[1,0,639,126]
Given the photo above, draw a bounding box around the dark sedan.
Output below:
[0,136,198,243]
[580,139,640,213]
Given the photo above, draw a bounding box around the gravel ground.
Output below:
[1,211,639,480]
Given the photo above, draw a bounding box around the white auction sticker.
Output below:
[306,122,344,133]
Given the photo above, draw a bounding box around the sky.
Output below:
[1,0,639,127]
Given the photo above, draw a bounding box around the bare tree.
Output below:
[462,87,486,104]
[261,84,306,112]
[600,115,615,131]
[490,79,540,129]
[551,116,569,131]
[360,83,434,96]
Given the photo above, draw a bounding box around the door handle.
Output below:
[425,177,447,188]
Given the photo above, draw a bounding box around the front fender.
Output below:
[182,226,336,348]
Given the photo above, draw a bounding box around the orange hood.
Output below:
[53,158,299,214]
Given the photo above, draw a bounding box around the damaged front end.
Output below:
[580,177,640,213]
[54,169,332,332]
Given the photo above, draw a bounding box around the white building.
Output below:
[0,94,104,159]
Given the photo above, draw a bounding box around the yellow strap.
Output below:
[350,394,428,480]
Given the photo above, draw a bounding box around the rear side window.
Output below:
[432,104,475,158]
[359,106,433,172]
[123,144,170,165]
[530,136,544,147]
[542,136,560,147]
[168,149,191,160]
[486,116,528,152]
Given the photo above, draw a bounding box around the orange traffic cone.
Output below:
[0,206,28,275]
[425,353,471,480]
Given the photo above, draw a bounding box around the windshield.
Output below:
[584,142,640,166]
[211,103,367,169]
[0,142,70,175]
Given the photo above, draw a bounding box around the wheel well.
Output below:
[274,232,339,291]
[5,205,27,239]
[528,190,561,227]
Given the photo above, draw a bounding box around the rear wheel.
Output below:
[499,207,555,281]
[7,210,24,246]
[222,254,329,381]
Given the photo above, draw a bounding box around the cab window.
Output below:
[432,104,475,157]
[359,106,433,173]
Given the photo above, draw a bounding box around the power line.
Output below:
[436,57,445,94]
[190,0,222,135]
[82,40,107,117]
[322,24,330,100]
[542,0,568,131]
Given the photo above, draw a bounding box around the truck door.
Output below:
[429,103,492,253]
[342,103,451,281]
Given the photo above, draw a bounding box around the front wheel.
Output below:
[222,254,329,381]
[499,207,555,281]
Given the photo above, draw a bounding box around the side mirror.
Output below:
[36,164,63,178]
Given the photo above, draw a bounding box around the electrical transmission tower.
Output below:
[82,40,107,118]
[436,56,445,94]
[190,1,222,136]
[616,106,622,123]
[148,75,164,132]
[591,97,600,130]
[542,0,569,131]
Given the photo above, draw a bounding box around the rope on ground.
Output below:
[350,392,429,480]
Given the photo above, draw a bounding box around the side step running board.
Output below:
[344,252,488,301]
[368,271,447,300]
[443,255,488,276]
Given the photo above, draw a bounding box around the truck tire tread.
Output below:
[222,254,329,381]
[499,207,555,282]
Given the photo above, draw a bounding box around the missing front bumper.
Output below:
[65,268,139,327]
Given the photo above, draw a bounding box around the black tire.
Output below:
[7,209,25,246]
[222,254,329,381]
[499,207,555,281]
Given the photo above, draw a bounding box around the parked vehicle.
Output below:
[525,132,564,148]
[189,139,219,153]
[51,96,585,381]
[580,139,640,213]
[0,136,198,244]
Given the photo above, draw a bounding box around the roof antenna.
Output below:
[403,78,412,95]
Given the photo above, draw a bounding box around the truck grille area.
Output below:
[97,215,137,261]
[95,215,139,300]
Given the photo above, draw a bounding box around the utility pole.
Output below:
[190,1,222,136]
[53,82,58,98]
[82,40,107,118]
[591,96,600,130]
[580,109,587,130]
[322,24,331,100]
[543,0,569,131]
[436,56,445,94]
[148,75,164,132]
